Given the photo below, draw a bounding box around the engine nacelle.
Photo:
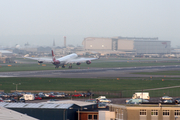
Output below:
[86,60,91,64]
[38,61,43,63]
[53,60,60,65]
[76,62,81,65]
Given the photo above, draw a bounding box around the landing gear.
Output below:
[62,65,65,68]
[68,65,72,69]
[55,66,59,68]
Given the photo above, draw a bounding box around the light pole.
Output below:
[13,83,21,91]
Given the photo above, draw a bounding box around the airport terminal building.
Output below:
[82,37,171,55]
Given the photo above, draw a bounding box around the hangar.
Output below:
[82,37,171,55]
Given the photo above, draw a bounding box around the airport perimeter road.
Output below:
[1,65,180,78]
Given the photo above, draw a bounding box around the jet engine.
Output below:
[38,61,43,63]
[53,60,60,65]
[76,62,81,65]
[86,60,91,64]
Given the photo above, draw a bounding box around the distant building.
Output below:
[134,40,171,54]
[82,37,171,55]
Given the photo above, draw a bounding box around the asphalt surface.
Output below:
[1,65,180,78]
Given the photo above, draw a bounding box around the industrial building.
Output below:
[82,37,134,52]
[0,100,97,120]
[107,104,180,120]
[82,37,171,56]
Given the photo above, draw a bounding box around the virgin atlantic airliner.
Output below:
[24,50,98,68]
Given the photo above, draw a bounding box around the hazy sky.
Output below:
[0,0,180,47]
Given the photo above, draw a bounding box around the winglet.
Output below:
[52,50,56,61]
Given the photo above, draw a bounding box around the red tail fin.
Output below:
[52,50,56,61]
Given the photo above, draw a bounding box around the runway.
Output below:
[1,65,180,78]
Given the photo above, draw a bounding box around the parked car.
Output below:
[86,92,94,96]
[174,98,180,104]
[99,98,111,103]
[49,94,55,98]
[126,99,149,104]
[0,97,3,102]
[35,96,42,100]
[72,93,82,97]
[80,93,86,97]
[160,99,173,103]
[161,96,173,100]
[19,98,25,103]
[54,92,65,97]
[4,98,11,103]
[11,98,17,102]
[96,96,106,100]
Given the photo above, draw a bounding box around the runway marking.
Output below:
[0,75,16,77]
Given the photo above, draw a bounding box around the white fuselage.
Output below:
[57,53,78,63]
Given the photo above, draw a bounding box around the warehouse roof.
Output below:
[46,100,96,107]
[0,106,38,120]
[0,102,73,109]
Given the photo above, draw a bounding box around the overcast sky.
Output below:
[0,0,180,47]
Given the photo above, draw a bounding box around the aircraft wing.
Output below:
[65,57,98,64]
[24,56,53,63]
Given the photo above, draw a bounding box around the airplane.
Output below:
[24,50,99,68]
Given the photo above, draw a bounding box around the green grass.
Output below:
[0,61,180,72]
[133,70,180,75]
[1,77,180,94]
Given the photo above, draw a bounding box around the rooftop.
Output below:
[0,102,73,109]
[0,106,38,120]
[46,100,96,107]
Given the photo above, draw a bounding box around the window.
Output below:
[88,114,98,120]
[140,109,146,115]
[175,110,180,116]
[90,45,92,47]
[163,110,169,116]
[102,45,104,47]
[151,110,158,116]
[94,115,97,120]
[88,115,92,120]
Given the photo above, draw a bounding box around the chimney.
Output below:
[64,36,66,48]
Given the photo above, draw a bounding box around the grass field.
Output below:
[0,61,180,72]
[134,70,180,75]
[1,77,180,97]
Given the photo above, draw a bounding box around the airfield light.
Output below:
[13,83,21,91]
